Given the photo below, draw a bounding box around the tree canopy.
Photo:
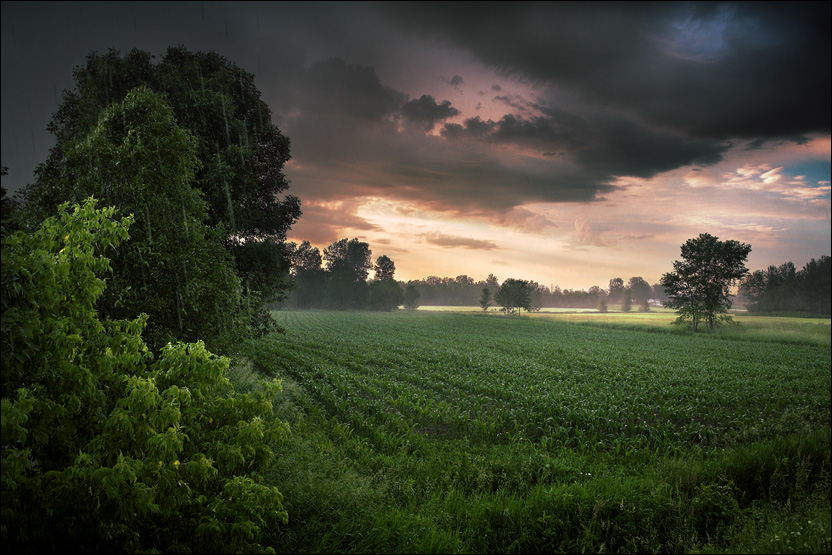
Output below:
[322,238,373,309]
[54,85,247,351]
[18,46,301,337]
[627,277,652,303]
[403,284,421,310]
[374,255,396,281]
[661,233,751,331]
[739,256,831,315]
[368,255,403,311]
[495,278,533,315]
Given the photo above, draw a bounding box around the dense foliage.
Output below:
[285,238,404,311]
[282,237,668,311]
[403,283,421,310]
[16,46,300,332]
[494,278,533,314]
[661,233,752,331]
[1,199,289,553]
[740,256,831,315]
[61,85,246,352]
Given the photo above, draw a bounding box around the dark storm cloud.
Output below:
[440,106,729,179]
[301,57,406,121]
[4,1,826,247]
[572,117,729,179]
[274,54,619,212]
[379,2,831,140]
[278,46,728,216]
[400,95,460,131]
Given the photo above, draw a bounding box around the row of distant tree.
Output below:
[283,238,831,317]
[401,275,669,309]
[738,256,831,315]
[283,238,413,311]
[281,237,673,312]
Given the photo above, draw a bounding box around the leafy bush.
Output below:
[1,199,289,553]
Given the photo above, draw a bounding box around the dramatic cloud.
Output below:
[381,2,831,140]
[400,95,459,131]
[2,2,828,288]
[298,57,406,122]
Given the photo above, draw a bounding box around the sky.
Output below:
[2,1,830,290]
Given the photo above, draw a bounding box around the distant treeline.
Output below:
[739,256,831,315]
[403,275,669,309]
[282,239,409,311]
[282,238,670,311]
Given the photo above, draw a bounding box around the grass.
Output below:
[233,309,831,553]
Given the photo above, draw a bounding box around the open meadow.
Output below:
[243,309,831,553]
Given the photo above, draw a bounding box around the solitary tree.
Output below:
[495,278,532,315]
[661,233,751,331]
[323,238,372,309]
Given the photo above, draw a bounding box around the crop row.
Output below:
[267,311,831,454]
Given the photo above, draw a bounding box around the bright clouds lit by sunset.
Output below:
[2,2,830,290]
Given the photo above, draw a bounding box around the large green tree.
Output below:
[1,198,289,553]
[323,238,372,309]
[627,276,653,304]
[52,85,247,352]
[661,233,751,332]
[285,240,325,309]
[20,46,301,325]
[367,255,403,311]
[495,278,533,315]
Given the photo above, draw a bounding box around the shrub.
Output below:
[1,199,289,553]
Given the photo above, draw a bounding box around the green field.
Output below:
[244,310,831,553]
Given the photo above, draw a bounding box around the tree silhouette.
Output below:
[661,233,751,331]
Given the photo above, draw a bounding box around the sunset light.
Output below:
[2,1,829,290]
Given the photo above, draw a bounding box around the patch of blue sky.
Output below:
[787,160,832,190]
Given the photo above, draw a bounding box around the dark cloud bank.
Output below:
[3,2,828,233]
[380,2,830,140]
[279,1,829,223]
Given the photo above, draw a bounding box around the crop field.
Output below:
[250,310,831,553]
